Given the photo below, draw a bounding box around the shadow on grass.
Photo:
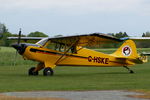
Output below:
[0,69,132,78]
[53,72,131,77]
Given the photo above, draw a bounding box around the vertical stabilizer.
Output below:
[112,40,138,58]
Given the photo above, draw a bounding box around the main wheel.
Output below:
[43,67,54,76]
[130,70,134,74]
[28,67,38,76]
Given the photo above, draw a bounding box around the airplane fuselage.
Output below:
[22,45,146,68]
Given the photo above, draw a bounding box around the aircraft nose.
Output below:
[12,43,27,55]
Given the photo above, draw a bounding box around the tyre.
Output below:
[28,67,38,76]
[43,67,54,76]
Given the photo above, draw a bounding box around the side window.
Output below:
[45,42,56,50]
[45,42,77,53]
[62,45,77,54]
[57,44,65,52]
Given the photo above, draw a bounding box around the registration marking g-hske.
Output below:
[88,56,109,64]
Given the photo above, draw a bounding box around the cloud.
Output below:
[0,0,144,14]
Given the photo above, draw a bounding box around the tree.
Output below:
[107,33,115,36]
[114,32,128,38]
[110,32,128,48]
[142,33,146,37]
[0,23,8,33]
[138,31,150,48]
[0,23,8,39]
[123,32,128,37]
[27,31,48,37]
[0,32,12,46]
[0,23,13,46]
[144,31,150,37]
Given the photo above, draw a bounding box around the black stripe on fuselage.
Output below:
[30,48,88,59]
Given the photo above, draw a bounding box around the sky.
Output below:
[1,0,150,36]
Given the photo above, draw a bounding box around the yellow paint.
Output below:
[22,40,147,71]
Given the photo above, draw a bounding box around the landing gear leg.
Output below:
[123,66,134,73]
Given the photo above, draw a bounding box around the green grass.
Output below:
[0,47,35,66]
[0,47,150,92]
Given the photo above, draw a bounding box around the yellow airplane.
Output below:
[9,33,148,76]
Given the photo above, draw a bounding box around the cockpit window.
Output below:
[46,42,77,53]
[36,38,77,53]
[36,38,49,46]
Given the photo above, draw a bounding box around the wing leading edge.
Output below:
[49,33,123,47]
[7,37,44,40]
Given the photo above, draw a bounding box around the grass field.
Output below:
[0,47,150,92]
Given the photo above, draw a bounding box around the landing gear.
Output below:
[28,67,54,76]
[28,67,39,76]
[123,66,134,73]
[43,67,54,76]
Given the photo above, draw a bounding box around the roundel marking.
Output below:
[122,46,132,56]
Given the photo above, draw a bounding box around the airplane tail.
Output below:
[112,40,139,58]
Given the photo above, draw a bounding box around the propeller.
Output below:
[13,28,22,66]
[17,28,22,45]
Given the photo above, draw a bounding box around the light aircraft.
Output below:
[8,32,148,76]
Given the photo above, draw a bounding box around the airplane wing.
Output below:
[8,33,123,46]
[49,33,123,46]
[7,37,44,40]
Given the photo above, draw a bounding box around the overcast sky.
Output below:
[1,0,150,36]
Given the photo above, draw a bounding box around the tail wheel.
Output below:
[28,67,38,76]
[43,67,54,76]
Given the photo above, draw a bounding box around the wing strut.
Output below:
[55,39,79,65]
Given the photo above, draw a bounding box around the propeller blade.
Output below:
[17,28,21,45]
[13,28,22,66]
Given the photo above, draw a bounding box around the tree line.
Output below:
[1,23,150,48]
[0,23,48,46]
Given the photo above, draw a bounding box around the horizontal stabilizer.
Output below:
[120,37,150,41]
[141,52,150,56]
